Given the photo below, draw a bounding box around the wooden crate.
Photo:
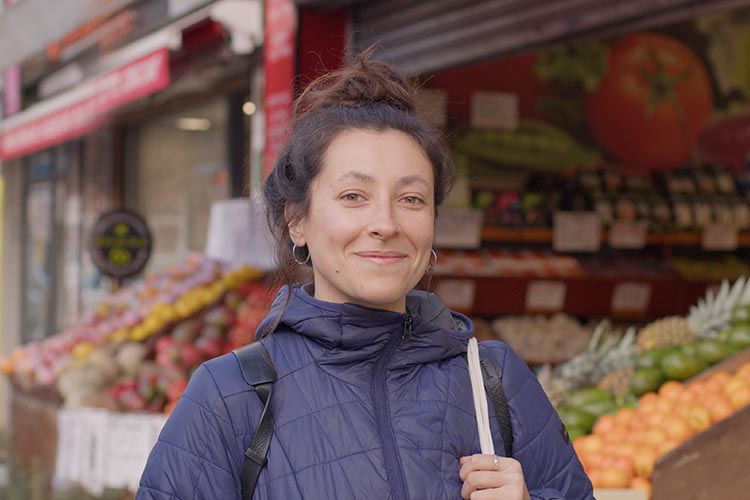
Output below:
[651,349,750,500]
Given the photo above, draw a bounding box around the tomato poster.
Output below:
[429,8,750,174]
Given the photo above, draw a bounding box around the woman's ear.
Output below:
[285,204,306,246]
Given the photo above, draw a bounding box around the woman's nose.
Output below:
[367,201,399,239]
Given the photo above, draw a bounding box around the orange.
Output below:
[707,398,735,423]
[658,438,682,457]
[645,411,670,429]
[708,371,732,387]
[688,380,707,396]
[593,414,616,436]
[675,389,697,405]
[574,435,605,455]
[613,407,637,429]
[599,467,631,488]
[640,428,668,448]
[603,427,630,444]
[632,449,658,479]
[685,405,712,432]
[727,386,750,410]
[654,398,675,414]
[663,417,695,443]
[611,454,635,481]
[724,377,748,397]
[587,468,605,488]
[735,362,750,382]
[630,476,652,496]
[659,380,685,400]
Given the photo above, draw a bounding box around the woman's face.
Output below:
[289,128,435,313]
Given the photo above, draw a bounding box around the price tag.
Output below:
[701,223,738,250]
[525,280,566,311]
[434,208,483,249]
[611,282,652,314]
[435,279,476,311]
[415,88,448,128]
[608,220,648,249]
[470,92,519,130]
[553,212,602,252]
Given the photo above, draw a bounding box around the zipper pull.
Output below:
[402,314,413,341]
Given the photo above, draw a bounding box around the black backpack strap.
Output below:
[478,345,514,457]
[233,342,277,500]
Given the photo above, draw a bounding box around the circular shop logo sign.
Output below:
[89,209,152,279]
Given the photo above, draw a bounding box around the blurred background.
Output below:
[1,0,750,498]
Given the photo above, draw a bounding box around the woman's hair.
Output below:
[262,47,453,293]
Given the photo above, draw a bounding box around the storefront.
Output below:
[1,3,262,345]
[292,1,750,497]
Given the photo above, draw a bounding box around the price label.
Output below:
[435,279,476,311]
[470,92,519,130]
[611,282,652,314]
[553,212,602,252]
[434,208,483,249]
[701,223,738,251]
[608,220,648,249]
[525,280,566,312]
[415,88,448,128]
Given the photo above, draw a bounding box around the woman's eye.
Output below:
[342,193,363,202]
[403,196,424,205]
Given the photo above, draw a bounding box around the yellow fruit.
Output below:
[109,329,129,343]
[72,342,94,359]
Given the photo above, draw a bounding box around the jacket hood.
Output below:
[256,284,473,368]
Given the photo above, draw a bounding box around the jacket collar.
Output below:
[258,285,472,367]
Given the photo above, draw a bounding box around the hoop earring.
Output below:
[292,243,310,265]
[427,249,438,273]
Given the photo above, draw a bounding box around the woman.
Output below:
[137,53,593,500]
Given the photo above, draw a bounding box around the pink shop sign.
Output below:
[0,48,169,160]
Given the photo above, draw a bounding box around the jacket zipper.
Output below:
[372,314,412,500]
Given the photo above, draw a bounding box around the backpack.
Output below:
[233,341,513,500]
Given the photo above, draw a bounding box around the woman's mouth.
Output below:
[354,252,407,264]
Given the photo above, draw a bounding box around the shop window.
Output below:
[21,138,112,342]
[128,97,231,273]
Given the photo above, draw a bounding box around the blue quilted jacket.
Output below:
[137,285,593,499]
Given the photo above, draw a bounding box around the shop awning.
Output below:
[351,0,750,75]
[0,0,140,72]
[0,47,170,161]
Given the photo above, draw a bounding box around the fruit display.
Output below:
[636,316,694,352]
[435,250,583,278]
[0,254,276,413]
[688,275,750,337]
[538,321,637,407]
[491,313,594,364]
[573,360,750,493]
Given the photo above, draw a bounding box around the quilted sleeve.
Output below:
[136,364,242,500]
[481,341,594,500]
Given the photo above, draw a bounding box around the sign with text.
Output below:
[611,282,652,315]
[609,220,648,249]
[553,211,602,253]
[525,280,566,312]
[89,209,152,279]
[434,208,483,249]
[0,49,169,160]
[263,0,296,177]
[701,223,738,251]
[470,91,519,130]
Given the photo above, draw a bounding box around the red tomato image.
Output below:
[586,32,713,170]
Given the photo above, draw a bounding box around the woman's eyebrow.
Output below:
[331,171,374,187]
[396,175,430,188]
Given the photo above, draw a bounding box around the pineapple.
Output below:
[637,316,694,352]
[597,366,634,397]
[688,276,750,337]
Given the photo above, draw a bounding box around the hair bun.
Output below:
[293,48,416,124]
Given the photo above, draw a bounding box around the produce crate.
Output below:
[651,349,750,500]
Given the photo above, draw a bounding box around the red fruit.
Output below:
[155,335,175,355]
[179,343,204,368]
[228,324,256,347]
[166,379,188,402]
[195,336,223,359]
